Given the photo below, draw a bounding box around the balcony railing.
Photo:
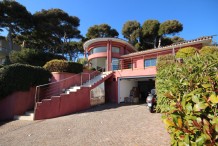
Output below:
[112,56,151,71]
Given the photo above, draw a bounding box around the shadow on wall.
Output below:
[0,87,36,121]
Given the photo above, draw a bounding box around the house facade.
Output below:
[83,36,213,103]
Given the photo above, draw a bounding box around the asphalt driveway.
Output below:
[0,103,170,146]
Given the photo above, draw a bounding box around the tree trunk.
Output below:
[7,26,13,51]
[154,37,157,48]
[158,37,162,48]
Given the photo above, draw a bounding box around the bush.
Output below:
[77,58,88,67]
[156,54,175,71]
[200,46,218,56]
[9,48,66,66]
[156,54,218,145]
[0,65,3,68]
[175,47,198,58]
[0,63,52,99]
[43,59,83,74]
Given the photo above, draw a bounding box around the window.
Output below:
[111,58,119,70]
[112,47,120,53]
[89,46,107,55]
[144,58,157,67]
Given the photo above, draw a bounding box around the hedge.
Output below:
[9,48,66,66]
[43,59,83,74]
[156,54,218,145]
[156,54,175,71]
[0,63,52,99]
[175,47,198,58]
[200,46,218,56]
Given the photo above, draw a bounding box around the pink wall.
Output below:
[0,87,36,121]
[34,87,91,120]
[116,66,156,77]
[34,72,113,120]
[51,72,76,82]
[105,67,157,103]
[105,75,118,103]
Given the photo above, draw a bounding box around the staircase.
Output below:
[33,71,113,120]
[14,71,113,121]
[65,71,112,94]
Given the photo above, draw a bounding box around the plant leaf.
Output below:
[201,84,211,88]
[209,94,218,104]
[192,95,199,103]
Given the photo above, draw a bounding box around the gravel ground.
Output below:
[0,103,170,146]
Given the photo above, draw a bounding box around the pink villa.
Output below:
[0,36,213,121]
[83,36,212,103]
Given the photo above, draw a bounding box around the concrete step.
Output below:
[14,111,34,121]
[65,86,81,94]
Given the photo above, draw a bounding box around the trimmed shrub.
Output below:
[0,63,52,99]
[175,47,198,58]
[43,59,83,74]
[156,54,175,71]
[77,58,88,67]
[156,54,218,145]
[9,48,66,66]
[200,46,218,56]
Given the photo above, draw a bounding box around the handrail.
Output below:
[35,69,103,103]
[35,73,79,103]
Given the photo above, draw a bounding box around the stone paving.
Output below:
[0,103,170,146]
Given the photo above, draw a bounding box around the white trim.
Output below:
[121,36,212,58]
[83,38,136,51]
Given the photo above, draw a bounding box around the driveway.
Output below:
[0,103,170,146]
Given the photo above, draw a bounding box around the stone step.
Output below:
[14,111,34,121]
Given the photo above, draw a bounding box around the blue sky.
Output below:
[3,0,218,43]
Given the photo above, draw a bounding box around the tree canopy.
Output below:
[122,19,184,50]
[0,0,186,58]
[122,20,141,46]
[86,24,119,39]
[0,0,32,51]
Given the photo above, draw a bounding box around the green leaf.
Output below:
[209,93,218,104]
[185,103,192,114]
[194,102,208,111]
[192,95,199,103]
[215,124,218,133]
[196,134,206,146]
[184,134,190,145]
[201,84,211,88]
[190,88,203,95]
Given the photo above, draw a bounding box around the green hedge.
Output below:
[200,46,218,56]
[43,59,83,74]
[0,63,52,99]
[175,47,198,58]
[156,54,218,145]
[9,48,66,66]
[156,54,175,71]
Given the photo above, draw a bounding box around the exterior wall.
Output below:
[51,72,76,82]
[116,67,156,77]
[0,87,36,121]
[34,71,113,120]
[119,79,137,102]
[105,75,118,103]
[34,87,91,120]
[105,67,156,103]
[85,39,136,71]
